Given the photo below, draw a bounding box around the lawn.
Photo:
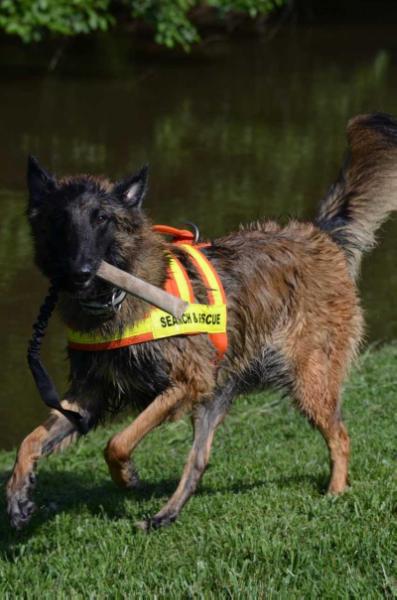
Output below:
[0,345,396,598]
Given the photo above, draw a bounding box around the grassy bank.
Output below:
[0,345,396,597]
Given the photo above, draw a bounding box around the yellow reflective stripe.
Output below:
[179,244,224,305]
[68,312,156,345]
[151,304,226,338]
[67,304,226,345]
[169,258,191,302]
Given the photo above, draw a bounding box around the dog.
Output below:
[6,112,397,531]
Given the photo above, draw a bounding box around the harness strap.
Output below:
[179,244,228,358]
[165,255,195,303]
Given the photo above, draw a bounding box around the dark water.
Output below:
[1,25,397,450]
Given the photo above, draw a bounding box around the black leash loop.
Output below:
[27,285,90,435]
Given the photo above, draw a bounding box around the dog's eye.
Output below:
[96,212,108,225]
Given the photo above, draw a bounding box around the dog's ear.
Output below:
[27,155,56,207]
[114,165,149,209]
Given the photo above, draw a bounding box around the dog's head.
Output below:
[27,156,148,295]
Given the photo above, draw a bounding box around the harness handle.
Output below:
[152,224,198,244]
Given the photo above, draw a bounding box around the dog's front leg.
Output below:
[104,384,188,489]
[138,386,233,530]
[6,400,89,529]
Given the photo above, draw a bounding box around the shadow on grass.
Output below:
[0,466,326,557]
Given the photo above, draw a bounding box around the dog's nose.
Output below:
[72,265,93,285]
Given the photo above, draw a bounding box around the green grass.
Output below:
[0,346,396,598]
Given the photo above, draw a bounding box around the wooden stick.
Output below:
[96,261,188,319]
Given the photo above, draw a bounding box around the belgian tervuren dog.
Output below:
[7,113,397,530]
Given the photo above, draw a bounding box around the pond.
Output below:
[0,24,396,450]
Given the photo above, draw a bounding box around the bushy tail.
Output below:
[316,112,397,279]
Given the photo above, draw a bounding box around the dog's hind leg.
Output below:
[293,351,350,495]
[321,419,350,494]
[137,386,233,531]
[6,400,87,529]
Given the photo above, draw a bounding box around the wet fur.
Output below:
[7,113,397,530]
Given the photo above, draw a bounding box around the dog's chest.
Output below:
[69,342,171,411]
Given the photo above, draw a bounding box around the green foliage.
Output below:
[0,0,113,43]
[0,0,286,49]
[0,346,396,595]
[131,1,199,51]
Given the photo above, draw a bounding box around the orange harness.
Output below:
[67,225,228,359]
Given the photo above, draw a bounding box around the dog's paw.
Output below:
[7,473,37,530]
[7,492,37,530]
[123,462,140,490]
[136,512,177,532]
[108,460,140,490]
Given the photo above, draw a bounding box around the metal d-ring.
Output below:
[111,288,127,312]
[183,221,200,244]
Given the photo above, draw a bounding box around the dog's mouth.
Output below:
[55,261,127,316]
[71,278,94,295]
[54,273,99,301]
[64,273,95,297]
[67,275,126,316]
